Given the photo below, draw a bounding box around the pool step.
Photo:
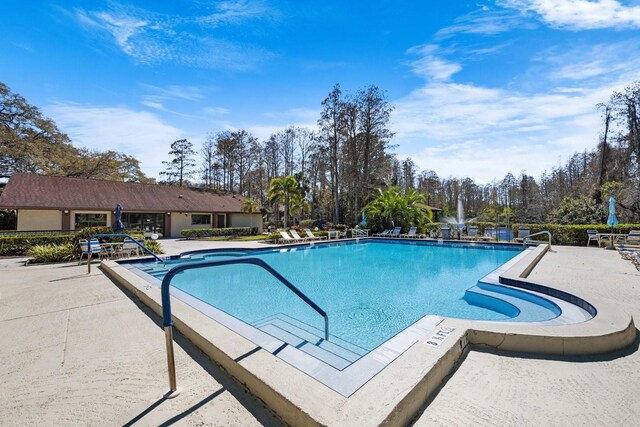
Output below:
[464,282,560,322]
[253,314,367,370]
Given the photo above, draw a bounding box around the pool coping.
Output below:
[101,240,636,426]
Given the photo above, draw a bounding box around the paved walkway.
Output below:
[0,255,284,426]
[415,246,640,426]
[2,240,640,425]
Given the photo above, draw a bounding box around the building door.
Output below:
[217,214,226,228]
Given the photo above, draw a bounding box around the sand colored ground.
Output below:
[0,256,284,426]
[2,240,640,425]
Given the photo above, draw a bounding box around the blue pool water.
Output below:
[135,240,560,351]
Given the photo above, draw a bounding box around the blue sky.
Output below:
[3,0,640,182]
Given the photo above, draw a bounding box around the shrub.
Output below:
[299,219,315,228]
[142,239,164,254]
[181,227,256,239]
[27,243,76,263]
[0,234,76,256]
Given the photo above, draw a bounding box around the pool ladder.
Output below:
[159,257,329,398]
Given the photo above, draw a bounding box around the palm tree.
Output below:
[242,198,261,233]
[364,187,433,232]
[289,193,310,225]
[268,176,298,228]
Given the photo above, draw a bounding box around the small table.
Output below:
[596,233,627,249]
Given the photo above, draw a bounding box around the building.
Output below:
[0,173,262,237]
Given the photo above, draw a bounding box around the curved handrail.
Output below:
[159,257,329,397]
[161,257,329,339]
[523,231,552,248]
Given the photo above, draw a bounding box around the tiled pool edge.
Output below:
[100,244,637,426]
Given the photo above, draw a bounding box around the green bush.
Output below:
[27,243,76,263]
[181,227,256,239]
[0,234,76,256]
[299,219,314,228]
[512,223,640,246]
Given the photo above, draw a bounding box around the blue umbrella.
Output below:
[607,197,618,229]
[361,211,366,226]
[112,203,125,232]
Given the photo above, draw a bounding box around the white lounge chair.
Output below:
[279,231,295,244]
[389,227,402,238]
[373,229,391,237]
[626,230,640,245]
[400,227,417,238]
[289,229,308,242]
[304,229,326,240]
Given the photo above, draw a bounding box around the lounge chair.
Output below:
[400,227,417,238]
[289,229,308,242]
[586,230,599,247]
[304,229,326,240]
[373,229,391,237]
[119,238,141,257]
[279,231,295,244]
[514,226,530,243]
[475,227,495,241]
[461,226,479,241]
[626,230,640,245]
[389,227,402,238]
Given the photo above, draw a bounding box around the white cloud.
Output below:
[44,103,184,176]
[391,78,631,182]
[73,1,275,69]
[502,0,640,29]
[406,45,462,81]
[436,7,535,39]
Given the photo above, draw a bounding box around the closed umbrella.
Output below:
[607,197,618,230]
[361,211,366,226]
[112,203,125,233]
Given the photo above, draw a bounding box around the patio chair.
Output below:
[586,230,599,247]
[289,229,308,242]
[440,225,451,240]
[373,229,391,237]
[119,238,141,258]
[514,226,530,243]
[304,229,326,240]
[461,226,479,241]
[327,228,340,239]
[389,227,402,238]
[279,231,295,244]
[400,227,417,238]
[478,227,496,241]
[78,238,107,264]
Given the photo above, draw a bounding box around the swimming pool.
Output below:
[133,239,561,352]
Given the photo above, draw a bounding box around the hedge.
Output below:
[512,223,640,246]
[0,235,76,256]
[181,227,258,239]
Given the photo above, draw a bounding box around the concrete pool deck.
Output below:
[1,239,639,425]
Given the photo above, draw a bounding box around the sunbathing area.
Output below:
[1,235,639,425]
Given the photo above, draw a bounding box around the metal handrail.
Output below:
[523,231,552,248]
[351,229,369,237]
[87,233,164,273]
[160,257,329,397]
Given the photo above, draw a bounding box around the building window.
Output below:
[75,213,107,229]
[121,213,165,233]
[192,214,211,225]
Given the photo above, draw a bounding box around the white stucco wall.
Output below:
[17,209,62,231]
[169,212,214,237]
[229,213,263,232]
